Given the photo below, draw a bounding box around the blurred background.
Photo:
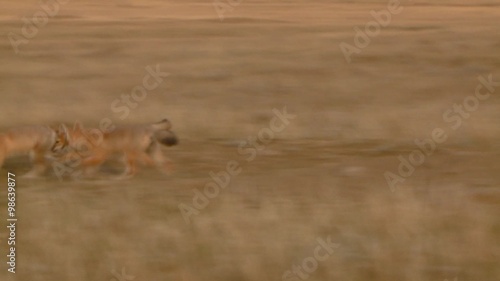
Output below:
[0,0,499,280]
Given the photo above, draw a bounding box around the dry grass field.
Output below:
[0,0,500,280]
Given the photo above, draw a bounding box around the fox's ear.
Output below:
[59,124,68,134]
[73,121,84,131]
[59,124,71,142]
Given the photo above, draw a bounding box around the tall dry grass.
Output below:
[0,1,499,281]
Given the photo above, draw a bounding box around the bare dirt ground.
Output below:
[0,1,499,280]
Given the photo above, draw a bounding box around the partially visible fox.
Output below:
[64,119,178,178]
[0,125,70,178]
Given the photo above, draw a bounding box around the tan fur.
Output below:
[0,125,69,178]
[66,119,178,178]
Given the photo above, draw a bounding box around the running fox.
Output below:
[0,125,70,178]
[63,119,178,178]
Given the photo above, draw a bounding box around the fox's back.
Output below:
[101,125,154,151]
[69,119,176,154]
[1,126,55,154]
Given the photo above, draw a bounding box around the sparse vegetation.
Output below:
[0,1,499,281]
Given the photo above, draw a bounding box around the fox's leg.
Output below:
[121,152,139,178]
[144,142,173,175]
[0,139,6,171]
[137,153,156,166]
[80,151,108,177]
[0,151,5,171]
[22,150,48,178]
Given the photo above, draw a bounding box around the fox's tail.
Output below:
[151,119,178,146]
[154,130,178,146]
[151,118,172,131]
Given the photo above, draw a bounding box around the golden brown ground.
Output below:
[0,1,499,280]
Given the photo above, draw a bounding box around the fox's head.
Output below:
[51,124,70,153]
